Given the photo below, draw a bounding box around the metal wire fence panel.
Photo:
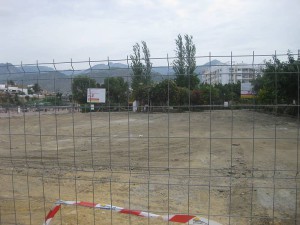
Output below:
[0,52,299,225]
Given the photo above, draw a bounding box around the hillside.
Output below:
[0,63,163,94]
[0,60,224,93]
[0,63,71,93]
[0,63,21,75]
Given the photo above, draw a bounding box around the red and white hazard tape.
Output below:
[43,200,222,225]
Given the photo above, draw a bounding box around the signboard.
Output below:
[87,88,106,103]
[241,83,254,98]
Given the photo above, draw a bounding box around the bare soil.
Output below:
[0,110,299,225]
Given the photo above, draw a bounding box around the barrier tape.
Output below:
[43,200,222,225]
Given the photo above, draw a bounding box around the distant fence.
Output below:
[0,52,299,225]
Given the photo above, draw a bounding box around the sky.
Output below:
[1,0,300,65]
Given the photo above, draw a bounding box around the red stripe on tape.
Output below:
[169,215,195,223]
[76,201,97,208]
[45,205,61,220]
[120,209,142,216]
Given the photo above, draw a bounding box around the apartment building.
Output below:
[201,63,262,85]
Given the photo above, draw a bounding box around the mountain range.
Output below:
[0,60,225,94]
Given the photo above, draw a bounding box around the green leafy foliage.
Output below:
[150,79,179,106]
[197,84,219,105]
[32,83,42,93]
[130,41,152,102]
[173,34,185,78]
[253,53,299,105]
[27,83,42,94]
[177,87,190,106]
[101,77,129,105]
[0,92,21,106]
[149,79,192,107]
[44,92,63,106]
[173,34,199,90]
[191,89,202,105]
[214,82,241,103]
[72,76,97,104]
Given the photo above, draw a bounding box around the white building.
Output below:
[202,66,231,85]
[201,63,263,85]
[0,84,28,95]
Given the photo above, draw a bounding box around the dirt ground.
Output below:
[0,109,299,225]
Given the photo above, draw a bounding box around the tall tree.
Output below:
[130,41,152,102]
[173,34,199,90]
[141,41,152,79]
[130,43,144,92]
[72,75,97,104]
[173,34,186,86]
[184,34,196,76]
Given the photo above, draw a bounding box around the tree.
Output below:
[214,82,241,103]
[253,52,299,105]
[185,34,196,76]
[101,77,129,105]
[56,92,63,101]
[173,34,199,90]
[32,83,42,93]
[45,92,63,106]
[150,79,179,106]
[45,96,62,106]
[141,41,152,78]
[191,89,202,105]
[130,41,152,102]
[196,84,219,105]
[177,86,190,106]
[72,76,97,104]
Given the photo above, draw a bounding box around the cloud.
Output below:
[0,0,299,64]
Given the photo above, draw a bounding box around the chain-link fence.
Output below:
[0,52,299,225]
